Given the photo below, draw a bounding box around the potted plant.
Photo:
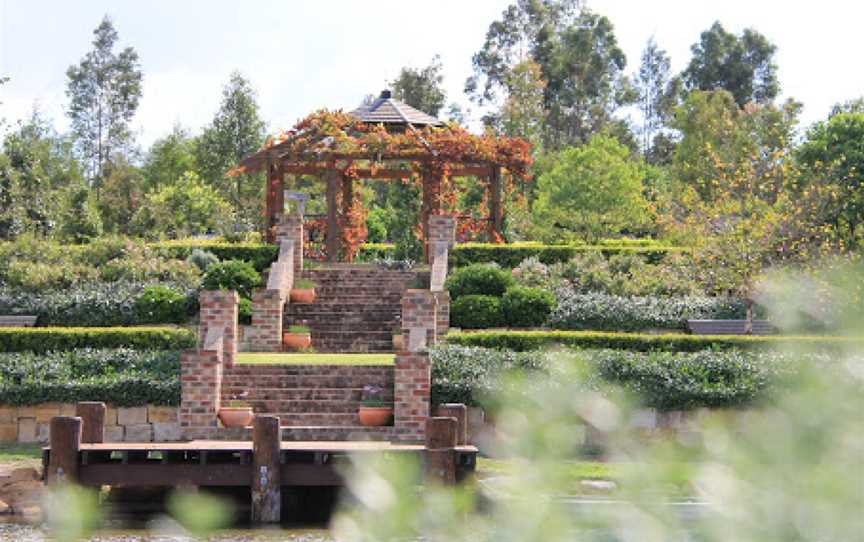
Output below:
[218,393,254,428]
[290,278,318,304]
[392,325,403,351]
[283,324,312,350]
[358,385,393,427]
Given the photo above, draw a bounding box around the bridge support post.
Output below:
[252,415,281,523]
[435,404,467,446]
[48,416,81,485]
[76,402,105,444]
[425,416,457,485]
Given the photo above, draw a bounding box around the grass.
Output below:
[235,352,395,365]
[0,442,42,463]
[477,457,616,481]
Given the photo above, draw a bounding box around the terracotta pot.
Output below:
[283,332,312,350]
[392,335,403,351]
[218,407,254,428]
[290,288,316,304]
[358,407,393,427]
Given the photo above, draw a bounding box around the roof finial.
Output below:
[380,89,392,99]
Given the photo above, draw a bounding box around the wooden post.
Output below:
[425,416,457,485]
[48,416,81,485]
[75,402,105,444]
[251,415,281,523]
[435,404,467,446]
[340,174,355,261]
[489,165,503,241]
[421,166,443,263]
[325,170,340,261]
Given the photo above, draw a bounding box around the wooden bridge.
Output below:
[43,402,476,523]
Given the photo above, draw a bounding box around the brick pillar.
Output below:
[428,215,456,248]
[275,213,304,273]
[401,289,437,348]
[179,348,223,440]
[433,291,450,341]
[248,289,284,352]
[394,353,430,442]
[198,290,238,368]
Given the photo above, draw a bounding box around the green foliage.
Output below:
[549,290,749,331]
[445,263,514,299]
[0,327,195,353]
[445,329,860,352]
[0,282,196,326]
[201,260,261,298]
[450,241,682,268]
[390,55,446,116]
[364,208,388,243]
[132,171,233,239]
[186,248,219,271]
[133,285,192,324]
[151,240,277,271]
[0,348,180,406]
[450,295,503,329]
[58,186,103,243]
[141,125,198,191]
[500,286,555,327]
[682,21,779,106]
[533,134,649,241]
[237,297,252,325]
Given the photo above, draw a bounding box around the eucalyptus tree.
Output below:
[390,55,446,116]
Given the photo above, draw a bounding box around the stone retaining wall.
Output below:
[0,404,180,443]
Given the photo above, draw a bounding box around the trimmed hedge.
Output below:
[501,286,555,327]
[445,329,862,352]
[357,242,685,268]
[0,282,198,327]
[0,327,196,353]
[548,291,747,331]
[450,295,504,329]
[151,240,278,271]
[430,345,809,411]
[450,242,687,268]
[0,349,180,406]
[445,263,514,299]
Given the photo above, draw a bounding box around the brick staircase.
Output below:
[284,266,422,353]
[221,363,397,440]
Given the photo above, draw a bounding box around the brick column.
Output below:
[394,353,430,442]
[401,289,437,348]
[275,213,304,273]
[247,289,284,352]
[428,215,456,248]
[433,291,450,341]
[180,326,225,440]
[198,290,238,367]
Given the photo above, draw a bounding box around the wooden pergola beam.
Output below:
[280,164,491,179]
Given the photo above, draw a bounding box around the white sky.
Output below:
[0,0,861,148]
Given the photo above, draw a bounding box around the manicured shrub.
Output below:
[0,349,181,406]
[0,327,196,353]
[150,240,278,271]
[0,282,197,326]
[500,286,556,327]
[445,263,514,299]
[134,285,193,324]
[450,295,503,329]
[450,242,685,268]
[187,249,220,271]
[238,297,253,325]
[444,329,861,352]
[202,260,261,298]
[548,291,748,331]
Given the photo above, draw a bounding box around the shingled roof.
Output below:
[350,90,442,126]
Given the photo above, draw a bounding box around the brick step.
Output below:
[280,426,397,441]
[286,302,401,312]
[222,376,393,389]
[290,294,403,303]
[220,388,377,401]
[224,365,393,376]
[226,399,389,414]
[267,412,367,427]
[285,311,398,322]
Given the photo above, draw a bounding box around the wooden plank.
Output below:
[281,165,490,179]
[252,416,281,523]
[47,417,81,485]
[79,464,252,487]
[72,440,471,453]
[76,402,106,444]
[435,404,468,446]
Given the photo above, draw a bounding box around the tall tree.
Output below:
[390,55,446,116]
[634,37,681,158]
[141,124,198,191]
[682,21,779,107]
[467,2,634,148]
[195,71,266,229]
[66,16,142,185]
[497,60,547,148]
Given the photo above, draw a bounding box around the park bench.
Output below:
[687,319,777,335]
[0,315,38,327]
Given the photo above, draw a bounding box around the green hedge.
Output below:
[445,330,862,352]
[0,349,180,406]
[150,241,278,271]
[0,327,196,353]
[450,242,687,268]
[357,242,685,268]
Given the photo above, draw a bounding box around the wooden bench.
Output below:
[0,315,38,327]
[687,319,777,335]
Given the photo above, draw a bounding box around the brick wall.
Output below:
[428,214,456,248]
[198,290,238,367]
[393,353,430,442]
[0,404,179,443]
[179,348,223,440]
[401,289,437,349]
[246,289,285,352]
[275,213,304,273]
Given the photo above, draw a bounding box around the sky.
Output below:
[0,0,861,148]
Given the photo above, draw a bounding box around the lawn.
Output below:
[0,442,42,464]
[235,352,395,365]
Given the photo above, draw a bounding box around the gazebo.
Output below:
[236,90,532,261]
